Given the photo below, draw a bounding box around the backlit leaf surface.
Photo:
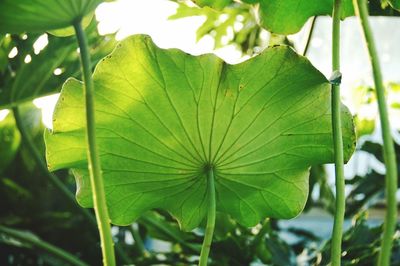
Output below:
[251,0,354,34]
[45,35,355,230]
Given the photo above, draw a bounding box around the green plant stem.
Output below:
[11,106,97,226]
[73,21,116,266]
[250,218,270,251]
[302,16,317,56]
[198,167,216,266]
[353,1,398,265]
[129,223,148,256]
[330,0,345,265]
[0,225,88,266]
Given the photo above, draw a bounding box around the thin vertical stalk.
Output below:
[302,16,317,56]
[129,224,148,256]
[250,218,270,252]
[330,0,345,265]
[198,167,216,266]
[0,225,88,266]
[353,1,398,265]
[73,21,116,266]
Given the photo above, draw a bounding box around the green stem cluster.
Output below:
[198,167,216,266]
[0,225,88,266]
[353,1,398,265]
[330,0,346,265]
[129,223,148,256]
[73,21,116,266]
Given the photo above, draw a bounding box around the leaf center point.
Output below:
[202,163,214,175]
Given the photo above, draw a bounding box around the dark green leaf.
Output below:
[0,113,20,173]
[0,26,116,109]
[388,0,400,10]
[139,212,198,248]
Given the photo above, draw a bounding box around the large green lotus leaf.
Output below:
[257,0,354,34]
[0,0,102,35]
[45,35,355,230]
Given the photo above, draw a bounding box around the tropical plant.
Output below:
[0,0,399,266]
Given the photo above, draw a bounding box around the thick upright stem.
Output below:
[0,225,88,266]
[353,1,398,265]
[330,0,345,265]
[198,167,216,266]
[73,21,116,266]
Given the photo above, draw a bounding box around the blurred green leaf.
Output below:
[0,105,102,265]
[0,34,13,72]
[0,225,89,266]
[0,0,103,35]
[0,113,20,173]
[181,0,399,40]
[262,232,297,265]
[212,235,253,266]
[345,171,384,217]
[170,2,261,54]
[352,85,376,110]
[389,82,400,92]
[388,0,400,10]
[139,212,198,251]
[345,140,400,216]
[213,213,236,241]
[391,102,400,109]
[361,140,400,164]
[0,227,38,249]
[192,0,233,10]
[0,177,32,199]
[317,213,400,265]
[355,116,375,138]
[306,165,335,214]
[257,0,354,34]
[0,23,116,109]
